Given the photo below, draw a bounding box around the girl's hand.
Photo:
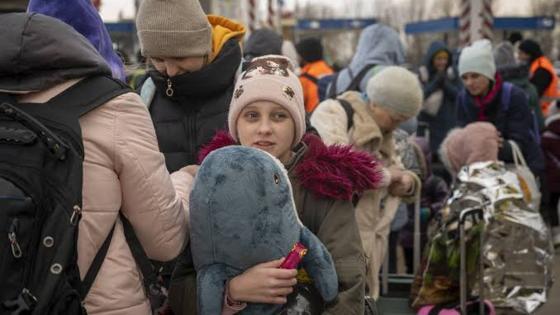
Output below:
[227,258,298,304]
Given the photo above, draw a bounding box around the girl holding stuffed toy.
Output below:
[168,55,385,314]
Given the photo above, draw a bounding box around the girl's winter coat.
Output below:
[169,132,383,315]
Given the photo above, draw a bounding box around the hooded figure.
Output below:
[189,146,338,314]
[27,0,127,82]
[417,41,460,155]
[329,23,405,96]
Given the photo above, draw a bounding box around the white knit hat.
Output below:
[366,66,423,119]
[458,39,496,81]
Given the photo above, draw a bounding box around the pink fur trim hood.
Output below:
[198,131,385,200]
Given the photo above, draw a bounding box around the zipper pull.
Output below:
[166,78,174,97]
[8,220,22,258]
[70,205,81,225]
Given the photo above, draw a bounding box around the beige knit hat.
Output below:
[136,0,212,57]
[366,66,423,119]
[228,55,305,146]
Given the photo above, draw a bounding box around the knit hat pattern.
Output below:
[366,66,423,119]
[228,55,305,146]
[136,0,212,57]
[458,39,496,81]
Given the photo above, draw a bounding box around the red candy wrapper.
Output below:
[279,243,308,269]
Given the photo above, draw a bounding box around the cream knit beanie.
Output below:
[366,66,423,119]
[136,0,212,58]
[228,55,305,146]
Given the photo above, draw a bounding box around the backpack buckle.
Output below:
[2,288,37,315]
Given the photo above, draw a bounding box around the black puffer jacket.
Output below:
[147,39,241,172]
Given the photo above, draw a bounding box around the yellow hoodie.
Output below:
[207,15,246,62]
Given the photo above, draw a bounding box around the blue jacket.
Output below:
[418,41,460,154]
[457,83,545,175]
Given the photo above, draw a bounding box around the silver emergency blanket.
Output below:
[450,161,554,314]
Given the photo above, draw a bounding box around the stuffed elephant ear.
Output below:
[299,227,338,302]
[196,264,229,315]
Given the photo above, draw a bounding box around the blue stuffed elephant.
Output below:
[189,146,338,314]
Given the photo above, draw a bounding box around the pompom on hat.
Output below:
[228,55,305,146]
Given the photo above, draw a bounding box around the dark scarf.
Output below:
[474,73,503,121]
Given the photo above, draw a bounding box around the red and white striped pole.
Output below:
[459,0,471,47]
[248,0,257,32]
[268,0,275,29]
[459,0,493,47]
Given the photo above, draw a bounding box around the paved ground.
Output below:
[534,250,560,315]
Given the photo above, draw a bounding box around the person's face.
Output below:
[370,104,410,134]
[237,101,296,164]
[150,56,206,77]
[461,72,491,96]
[517,50,531,63]
[433,53,449,73]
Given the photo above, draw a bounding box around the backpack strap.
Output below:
[500,82,513,112]
[326,72,340,99]
[36,76,131,150]
[119,214,161,302]
[301,72,319,84]
[81,224,116,299]
[49,75,131,118]
[346,64,376,92]
[337,98,354,131]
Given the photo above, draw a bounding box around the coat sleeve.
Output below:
[112,92,191,261]
[315,199,366,315]
[310,99,351,145]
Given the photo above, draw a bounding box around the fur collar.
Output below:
[198,131,384,200]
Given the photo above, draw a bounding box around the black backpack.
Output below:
[0,75,130,314]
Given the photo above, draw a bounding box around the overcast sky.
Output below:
[99,0,528,22]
